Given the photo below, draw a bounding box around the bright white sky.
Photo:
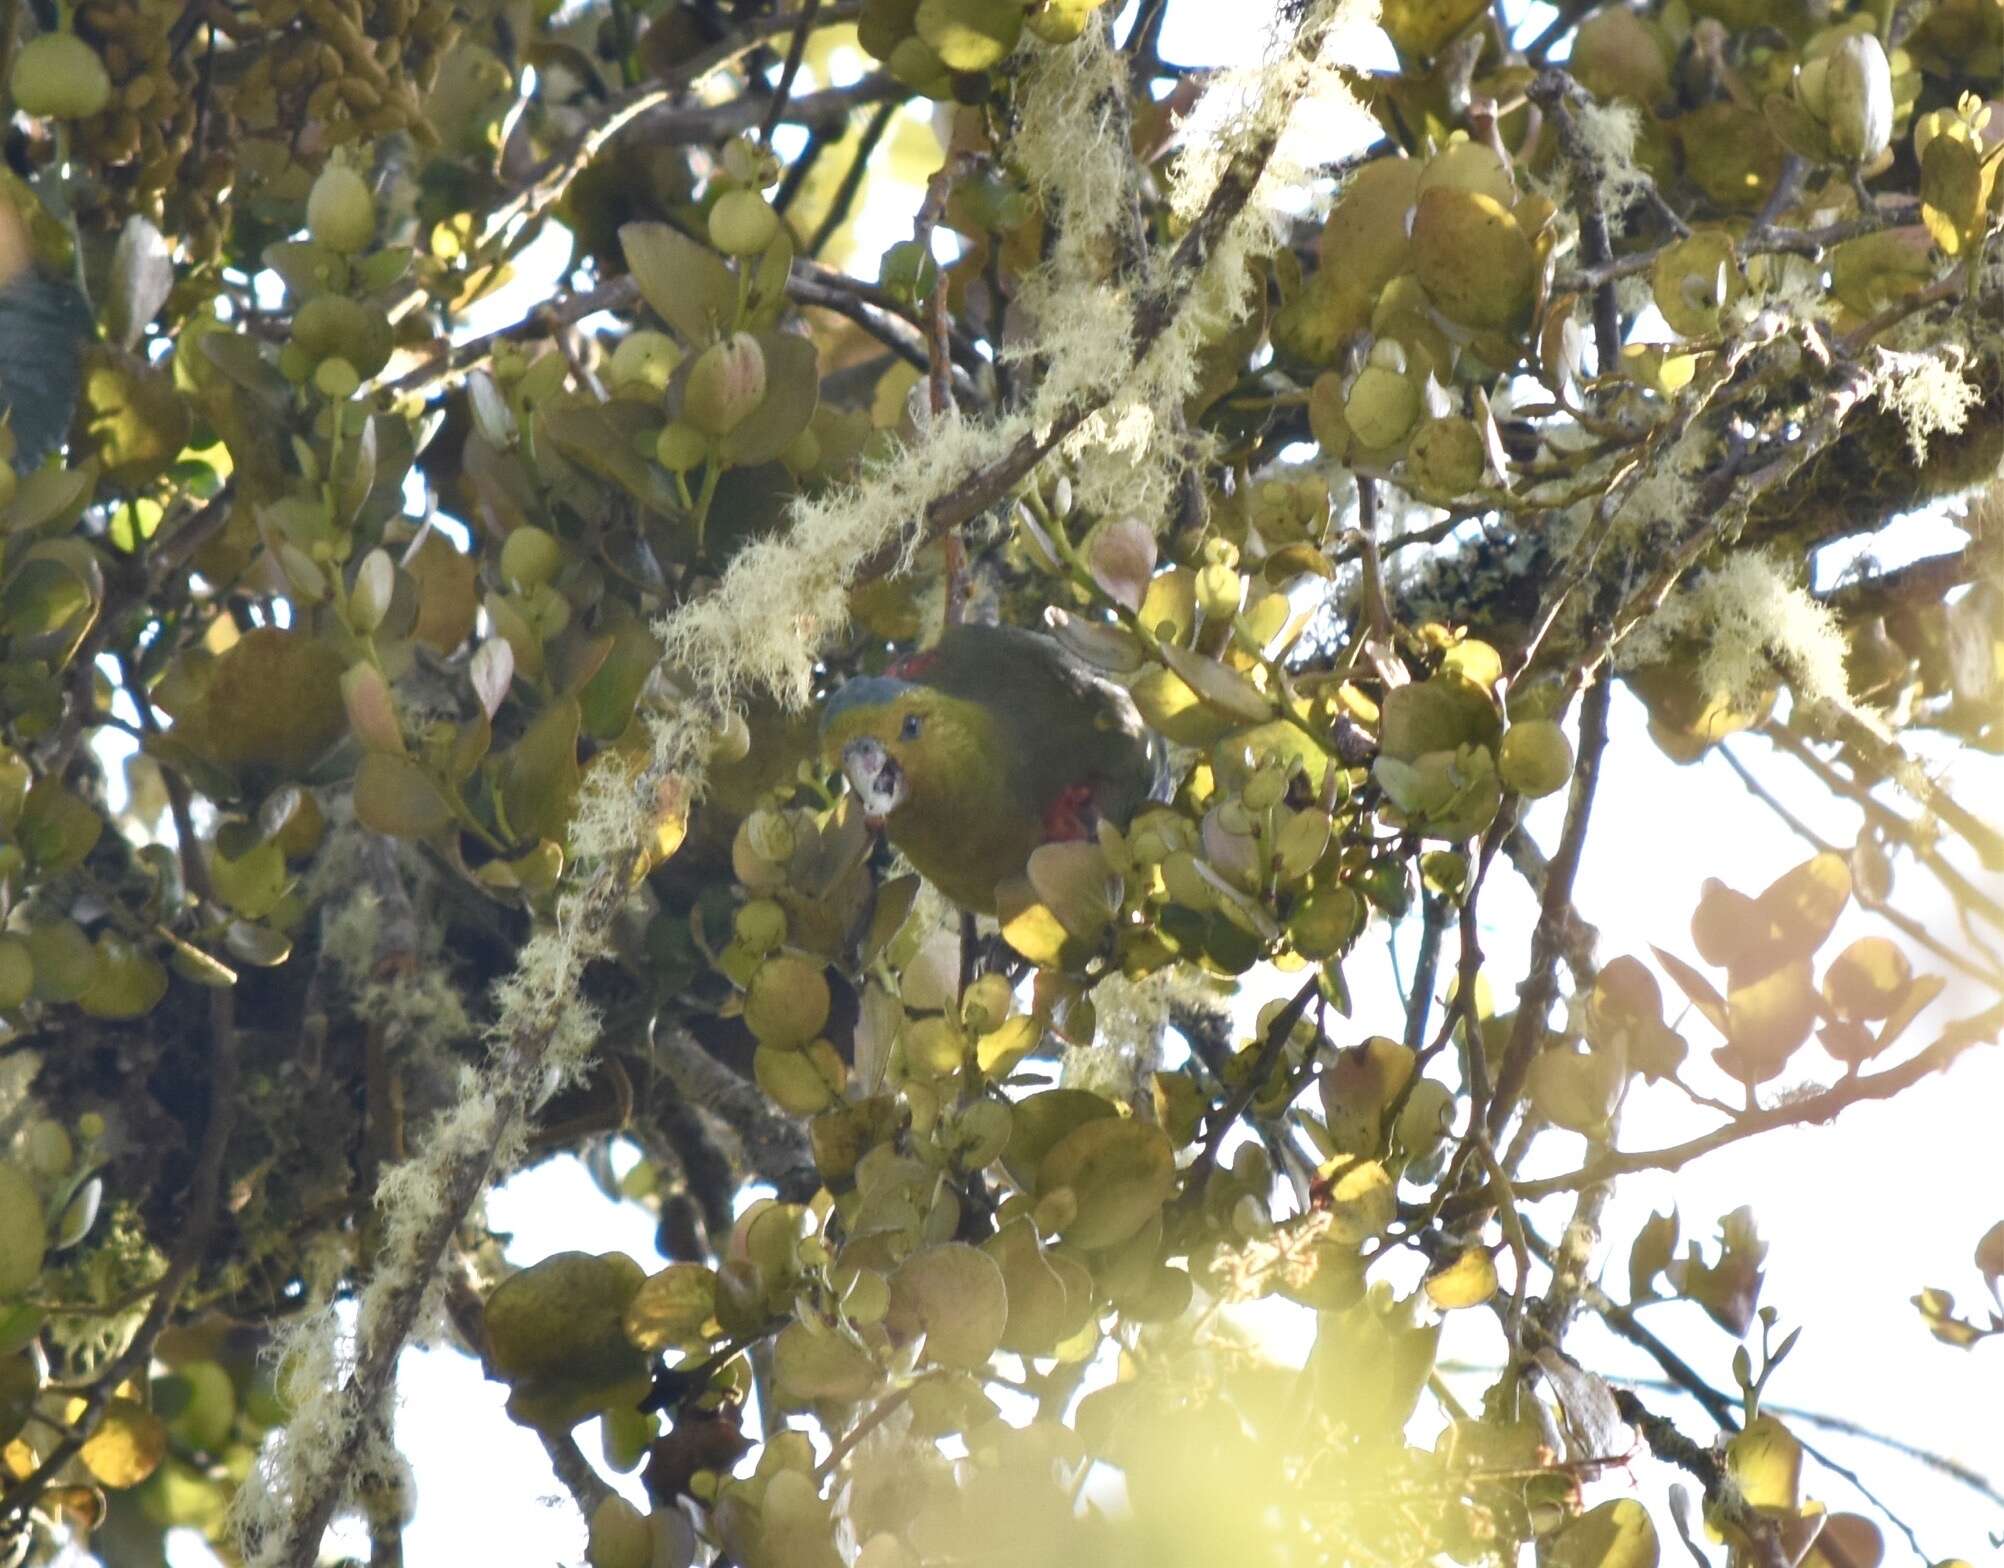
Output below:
[164,0,2004,1561]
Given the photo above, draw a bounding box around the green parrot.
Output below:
[820,623,1161,914]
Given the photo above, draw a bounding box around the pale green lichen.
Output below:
[1568,99,1653,235]
[232,1303,359,1563]
[1872,344,1980,461]
[660,413,1032,714]
[1622,549,1853,711]
[1059,969,1202,1102]
[1008,0,1379,521]
[310,825,476,1055]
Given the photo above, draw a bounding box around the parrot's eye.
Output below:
[899,712,923,741]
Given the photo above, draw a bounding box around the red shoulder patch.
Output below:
[1041,782,1097,844]
[887,647,942,681]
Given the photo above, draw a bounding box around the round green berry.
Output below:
[12,34,111,120]
[307,164,376,254]
[500,526,562,591]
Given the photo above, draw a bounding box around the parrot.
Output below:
[820,622,1161,914]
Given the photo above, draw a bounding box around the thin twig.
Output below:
[1716,741,2004,991]
[1451,999,2004,1213]
[1487,668,1613,1137]
[1403,896,1446,1049]
[808,98,899,258]
[758,0,822,147]
[1182,974,1321,1201]
[815,1387,911,1480]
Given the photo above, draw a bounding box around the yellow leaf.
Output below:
[80,1398,166,1488]
[1547,1498,1659,1568]
[623,1264,719,1352]
[1726,1413,1802,1513]
[1424,1246,1500,1309]
[1322,1160,1397,1244]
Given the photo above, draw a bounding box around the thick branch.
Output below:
[539,1427,616,1520]
[654,1025,818,1200]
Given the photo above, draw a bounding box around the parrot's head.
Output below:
[819,675,992,832]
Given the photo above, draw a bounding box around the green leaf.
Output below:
[354,752,454,839]
[1526,1047,1623,1139]
[1002,1089,1117,1189]
[224,920,292,968]
[2,459,97,536]
[1628,1209,1679,1300]
[1921,133,1983,254]
[1318,1036,1414,1157]
[0,1353,38,1447]
[158,1361,236,1454]
[261,240,349,302]
[1156,643,1272,723]
[539,401,677,509]
[82,350,193,487]
[1752,852,1851,971]
[1378,675,1500,762]
[620,222,737,346]
[4,539,102,667]
[1423,1245,1499,1309]
[210,837,288,919]
[1025,840,1121,943]
[1725,1413,1802,1513]
[753,1039,846,1115]
[623,1263,719,1352]
[0,273,92,465]
[341,662,405,755]
[772,1320,878,1402]
[888,1243,1009,1369]
[1037,1119,1177,1250]
[1322,1159,1397,1244]
[983,1218,1081,1355]
[26,919,96,1004]
[330,412,378,527]
[0,1163,47,1297]
[80,1398,167,1488]
[915,0,1024,70]
[1822,935,1912,1022]
[486,1252,651,1433]
[77,936,167,1019]
[1086,518,1157,613]
[17,778,102,874]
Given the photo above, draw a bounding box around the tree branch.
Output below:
[1450,999,2004,1214]
[1486,668,1613,1137]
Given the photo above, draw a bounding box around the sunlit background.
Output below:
[154,0,2004,1560]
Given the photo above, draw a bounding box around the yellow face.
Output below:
[821,684,962,827]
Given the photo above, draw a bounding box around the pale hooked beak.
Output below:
[842,738,908,828]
